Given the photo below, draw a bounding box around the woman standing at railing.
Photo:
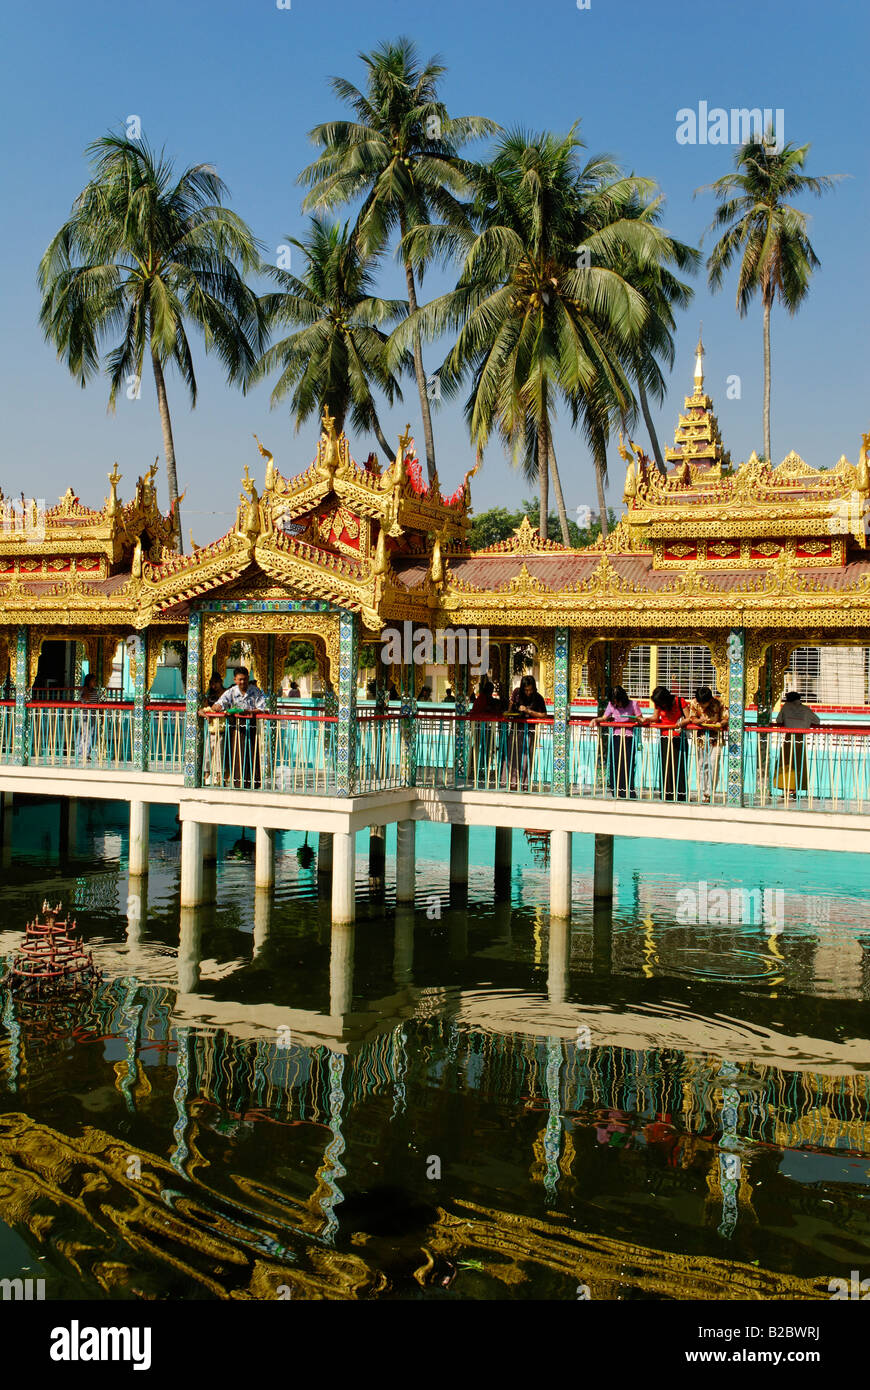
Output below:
[590,686,642,798]
[774,691,820,798]
[469,677,504,787]
[504,675,547,791]
[680,686,729,803]
[644,686,689,802]
[77,672,100,763]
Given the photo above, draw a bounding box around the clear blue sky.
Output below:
[0,0,866,539]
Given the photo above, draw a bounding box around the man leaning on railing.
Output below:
[199,666,267,789]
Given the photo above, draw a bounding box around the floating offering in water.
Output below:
[3,900,102,997]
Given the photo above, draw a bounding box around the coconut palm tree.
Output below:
[392,128,670,538]
[699,136,840,462]
[298,36,499,484]
[615,194,699,474]
[38,133,265,552]
[253,218,410,458]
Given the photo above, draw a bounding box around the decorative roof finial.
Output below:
[694,323,705,393]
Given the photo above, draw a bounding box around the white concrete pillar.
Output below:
[331,831,356,924]
[180,820,204,908]
[129,800,149,878]
[1,791,12,812]
[396,818,416,904]
[550,829,573,920]
[393,905,415,985]
[318,831,333,875]
[548,914,570,1004]
[202,824,218,862]
[330,921,355,1016]
[449,823,469,885]
[178,906,202,993]
[253,888,271,959]
[593,833,614,900]
[255,826,276,890]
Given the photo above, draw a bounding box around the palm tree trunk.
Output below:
[638,375,666,475]
[372,417,394,463]
[594,440,609,540]
[151,348,183,554]
[548,440,572,546]
[538,411,549,541]
[399,214,437,484]
[762,298,772,462]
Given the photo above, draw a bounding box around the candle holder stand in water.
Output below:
[2,901,102,999]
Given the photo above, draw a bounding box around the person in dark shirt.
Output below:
[505,675,547,790]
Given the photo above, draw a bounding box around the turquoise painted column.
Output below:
[130,633,147,770]
[552,626,570,795]
[726,627,746,806]
[12,626,28,765]
[262,633,276,788]
[335,610,358,796]
[183,611,203,788]
[399,624,418,787]
[453,644,469,788]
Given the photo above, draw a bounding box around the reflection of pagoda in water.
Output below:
[1,972,867,1299]
[524,830,551,868]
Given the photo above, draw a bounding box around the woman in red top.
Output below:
[468,677,503,787]
[645,686,689,802]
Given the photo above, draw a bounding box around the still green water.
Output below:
[0,796,868,1300]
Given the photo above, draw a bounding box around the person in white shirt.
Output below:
[199,667,267,786]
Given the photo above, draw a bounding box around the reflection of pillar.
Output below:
[129,800,149,877]
[180,820,204,907]
[332,831,355,924]
[253,888,272,959]
[593,833,614,900]
[393,905,415,985]
[59,798,78,860]
[548,915,570,1004]
[171,1027,191,1177]
[318,831,333,875]
[550,829,572,919]
[320,1052,347,1244]
[592,899,613,976]
[329,921,355,1017]
[543,1038,564,1202]
[1,793,12,870]
[368,824,386,883]
[493,896,512,943]
[449,824,469,885]
[178,907,203,992]
[494,826,512,899]
[255,826,276,889]
[812,932,864,999]
[448,903,468,959]
[396,818,416,903]
[126,878,147,958]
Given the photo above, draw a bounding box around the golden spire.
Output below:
[107,463,122,515]
[253,434,276,490]
[858,431,870,495]
[694,325,705,394]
